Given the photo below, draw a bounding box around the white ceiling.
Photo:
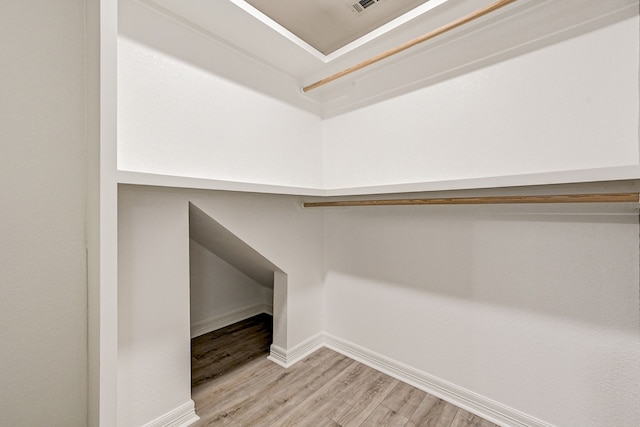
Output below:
[123,0,638,117]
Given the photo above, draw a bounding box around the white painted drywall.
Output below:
[323,189,640,427]
[118,185,324,426]
[117,1,323,188]
[117,11,638,193]
[119,182,640,427]
[322,16,639,190]
[118,187,192,427]
[114,7,640,427]
[0,1,88,425]
[190,239,268,328]
[86,0,120,425]
[262,287,274,314]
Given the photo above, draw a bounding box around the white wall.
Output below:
[118,11,638,193]
[114,6,639,427]
[189,238,269,332]
[322,16,639,190]
[118,182,640,427]
[0,1,88,425]
[117,0,323,188]
[118,187,192,427]
[323,189,640,427]
[118,185,324,426]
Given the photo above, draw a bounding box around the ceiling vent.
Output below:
[352,0,380,14]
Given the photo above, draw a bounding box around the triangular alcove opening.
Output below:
[189,202,282,290]
[188,202,288,385]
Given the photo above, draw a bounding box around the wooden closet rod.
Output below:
[302,0,518,93]
[303,193,640,208]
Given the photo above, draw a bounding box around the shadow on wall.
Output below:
[189,203,280,289]
[323,203,640,334]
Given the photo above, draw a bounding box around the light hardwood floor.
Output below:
[191,315,499,427]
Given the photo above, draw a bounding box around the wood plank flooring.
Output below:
[192,313,273,389]
[191,315,499,427]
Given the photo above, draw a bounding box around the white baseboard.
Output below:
[191,303,268,338]
[267,344,288,367]
[267,333,324,368]
[267,333,552,427]
[322,334,553,427]
[141,400,199,427]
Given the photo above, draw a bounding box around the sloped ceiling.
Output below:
[122,0,638,117]
[189,203,279,288]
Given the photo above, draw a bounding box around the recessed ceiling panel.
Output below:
[244,0,431,55]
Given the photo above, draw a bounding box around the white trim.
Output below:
[141,400,199,427]
[323,334,553,427]
[323,165,640,196]
[267,333,324,368]
[118,166,640,198]
[324,0,451,62]
[267,344,288,367]
[117,170,325,196]
[227,0,325,61]
[269,333,555,427]
[190,303,266,338]
[228,0,452,63]
[201,316,557,426]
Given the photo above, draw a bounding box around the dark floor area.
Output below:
[191,313,273,389]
